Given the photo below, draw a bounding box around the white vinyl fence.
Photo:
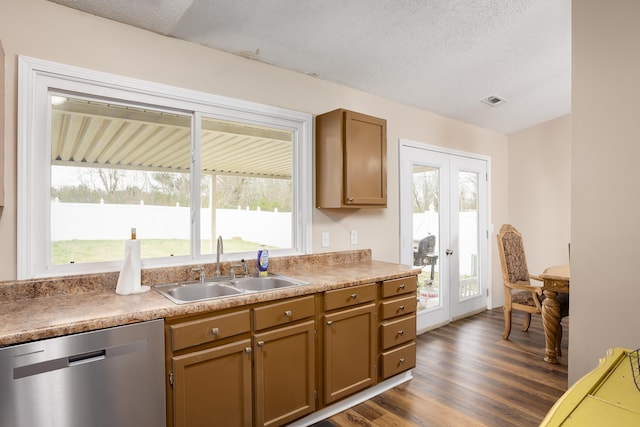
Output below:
[52,202,477,273]
[51,201,292,248]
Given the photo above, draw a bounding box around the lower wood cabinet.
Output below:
[380,341,417,379]
[166,309,253,427]
[171,339,253,427]
[165,275,418,426]
[166,296,315,427]
[253,297,316,427]
[254,321,315,426]
[379,276,418,380]
[322,283,377,404]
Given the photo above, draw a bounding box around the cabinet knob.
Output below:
[351,293,357,300]
[245,347,252,353]
[399,357,406,364]
[399,305,405,311]
[398,330,404,336]
[347,197,354,203]
[327,320,333,326]
[284,310,292,317]
[399,284,405,290]
[257,341,265,347]
[211,327,219,336]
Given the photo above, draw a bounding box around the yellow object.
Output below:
[541,347,640,426]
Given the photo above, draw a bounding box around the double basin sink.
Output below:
[155,273,308,304]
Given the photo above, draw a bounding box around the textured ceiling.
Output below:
[48,0,571,134]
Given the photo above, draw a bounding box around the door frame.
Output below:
[398,139,492,331]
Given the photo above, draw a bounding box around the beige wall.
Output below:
[570,0,640,383]
[0,39,4,209]
[0,0,508,303]
[508,115,572,274]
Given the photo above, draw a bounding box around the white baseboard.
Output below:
[287,370,413,426]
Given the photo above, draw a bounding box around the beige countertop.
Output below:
[0,251,420,346]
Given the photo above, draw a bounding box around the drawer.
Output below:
[381,276,417,298]
[324,283,376,311]
[169,310,251,351]
[253,295,315,331]
[380,341,416,379]
[380,295,417,320]
[380,315,416,350]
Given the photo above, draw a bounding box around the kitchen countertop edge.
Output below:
[0,259,421,346]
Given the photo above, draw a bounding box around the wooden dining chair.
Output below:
[496,224,568,353]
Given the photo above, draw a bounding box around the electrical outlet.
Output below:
[350,229,358,245]
[321,231,330,248]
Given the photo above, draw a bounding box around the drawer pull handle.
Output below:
[327,320,334,326]
[399,357,406,364]
[351,293,357,300]
[398,330,404,336]
[211,327,219,336]
[399,284,405,290]
[399,305,405,311]
[284,310,292,317]
[257,341,265,347]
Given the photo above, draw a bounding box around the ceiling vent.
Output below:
[481,94,508,107]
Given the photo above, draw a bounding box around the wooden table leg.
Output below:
[541,289,560,364]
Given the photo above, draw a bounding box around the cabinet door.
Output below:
[344,110,387,206]
[172,339,252,427]
[254,320,316,427]
[323,303,377,404]
[316,108,387,208]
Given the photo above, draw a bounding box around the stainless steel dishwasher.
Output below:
[0,319,166,427]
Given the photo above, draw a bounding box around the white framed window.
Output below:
[18,56,312,279]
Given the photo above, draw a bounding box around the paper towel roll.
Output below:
[116,240,149,295]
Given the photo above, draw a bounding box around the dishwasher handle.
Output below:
[68,349,106,366]
[13,339,146,379]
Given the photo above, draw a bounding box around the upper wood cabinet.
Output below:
[316,109,387,208]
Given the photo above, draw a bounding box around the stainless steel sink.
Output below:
[154,274,308,304]
[155,281,243,304]
[230,275,307,291]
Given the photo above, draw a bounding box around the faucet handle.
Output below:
[191,267,206,282]
[230,263,243,278]
[241,259,249,276]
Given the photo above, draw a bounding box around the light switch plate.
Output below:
[350,230,358,245]
[321,232,330,248]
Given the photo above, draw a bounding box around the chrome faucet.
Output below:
[215,236,223,277]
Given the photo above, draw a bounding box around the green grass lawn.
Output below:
[52,238,268,264]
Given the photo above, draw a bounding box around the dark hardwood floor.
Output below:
[316,307,568,427]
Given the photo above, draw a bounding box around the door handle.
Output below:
[445,249,453,255]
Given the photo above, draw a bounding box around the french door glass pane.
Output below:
[412,165,441,312]
[458,171,480,300]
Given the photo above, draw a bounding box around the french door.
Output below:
[399,140,489,332]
